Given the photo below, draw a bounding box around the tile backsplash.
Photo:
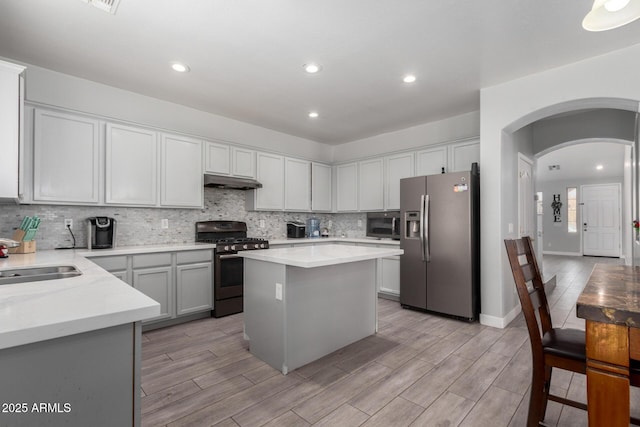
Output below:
[0,188,366,250]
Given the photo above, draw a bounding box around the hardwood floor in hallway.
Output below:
[140,255,640,426]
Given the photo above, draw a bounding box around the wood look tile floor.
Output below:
[141,255,640,427]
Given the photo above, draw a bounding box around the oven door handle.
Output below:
[217,254,242,259]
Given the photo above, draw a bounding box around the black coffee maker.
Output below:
[87,217,116,249]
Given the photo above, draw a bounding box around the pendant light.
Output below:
[583,0,640,31]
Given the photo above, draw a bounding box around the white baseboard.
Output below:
[543,251,582,256]
[480,304,521,329]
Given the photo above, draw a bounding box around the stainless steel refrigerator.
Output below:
[399,164,480,321]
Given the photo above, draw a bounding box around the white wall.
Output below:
[17,61,332,163]
[332,111,479,163]
[496,125,534,325]
[16,58,482,166]
[532,109,635,154]
[480,42,640,327]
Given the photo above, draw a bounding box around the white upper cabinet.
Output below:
[385,153,414,210]
[336,162,358,212]
[311,162,332,212]
[0,60,25,201]
[284,157,311,211]
[105,123,157,206]
[204,141,256,179]
[160,133,203,207]
[231,147,256,178]
[204,141,230,175]
[448,139,480,172]
[358,158,384,211]
[250,152,284,210]
[415,146,447,176]
[33,109,101,204]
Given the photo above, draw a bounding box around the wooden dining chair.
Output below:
[505,236,590,426]
[505,236,640,426]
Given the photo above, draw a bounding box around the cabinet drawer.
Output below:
[90,255,128,272]
[133,253,172,268]
[177,250,212,264]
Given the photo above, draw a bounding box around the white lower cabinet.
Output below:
[89,249,213,326]
[133,266,173,322]
[176,249,213,315]
[176,263,213,315]
[379,256,400,296]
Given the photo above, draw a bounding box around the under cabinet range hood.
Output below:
[204,174,262,190]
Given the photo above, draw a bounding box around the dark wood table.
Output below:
[577,263,640,426]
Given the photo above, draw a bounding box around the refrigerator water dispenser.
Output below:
[405,212,420,239]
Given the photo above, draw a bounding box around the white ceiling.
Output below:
[536,142,627,182]
[1,1,640,145]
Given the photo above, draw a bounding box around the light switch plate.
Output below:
[275,283,283,300]
[161,219,169,229]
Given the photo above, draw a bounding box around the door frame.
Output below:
[517,153,535,238]
[581,182,622,258]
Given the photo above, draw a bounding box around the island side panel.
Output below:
[244,258,287,373]
[0,323,136,427]
[285,259,377,373]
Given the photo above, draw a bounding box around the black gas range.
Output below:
[195,221,269,317]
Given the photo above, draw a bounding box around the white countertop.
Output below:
[238,244,403,268]
[0,239,394,349]
[79,242,216,257]
[268,237,400,246]
[0,250,160,350]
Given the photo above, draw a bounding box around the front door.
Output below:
[582,184,621,257]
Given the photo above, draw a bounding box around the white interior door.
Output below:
[518,154,534,238]
[582,184,621,257]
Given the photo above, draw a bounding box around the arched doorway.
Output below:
[534,139,631,264]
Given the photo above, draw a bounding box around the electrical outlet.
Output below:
[64,218,73,229]
[259,219,266,228]
[328,220,332,228]
[275,283,283,301]
[357,219,362,227]
[161,219,169,229]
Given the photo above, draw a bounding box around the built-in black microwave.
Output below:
[366,211,400,240]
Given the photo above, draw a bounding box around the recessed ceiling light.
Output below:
[308,112,319,118]
[303,63,322,74]
[403,75,416,83]
[171,62,190,73]
[596,164,604,170]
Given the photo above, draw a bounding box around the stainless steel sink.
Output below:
[0,265,82,285]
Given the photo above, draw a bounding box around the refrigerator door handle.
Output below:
[419,195,425,261]
[424,194,430,262]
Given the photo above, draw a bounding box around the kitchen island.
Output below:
[0,250,161,427]
[239,244,403,374]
